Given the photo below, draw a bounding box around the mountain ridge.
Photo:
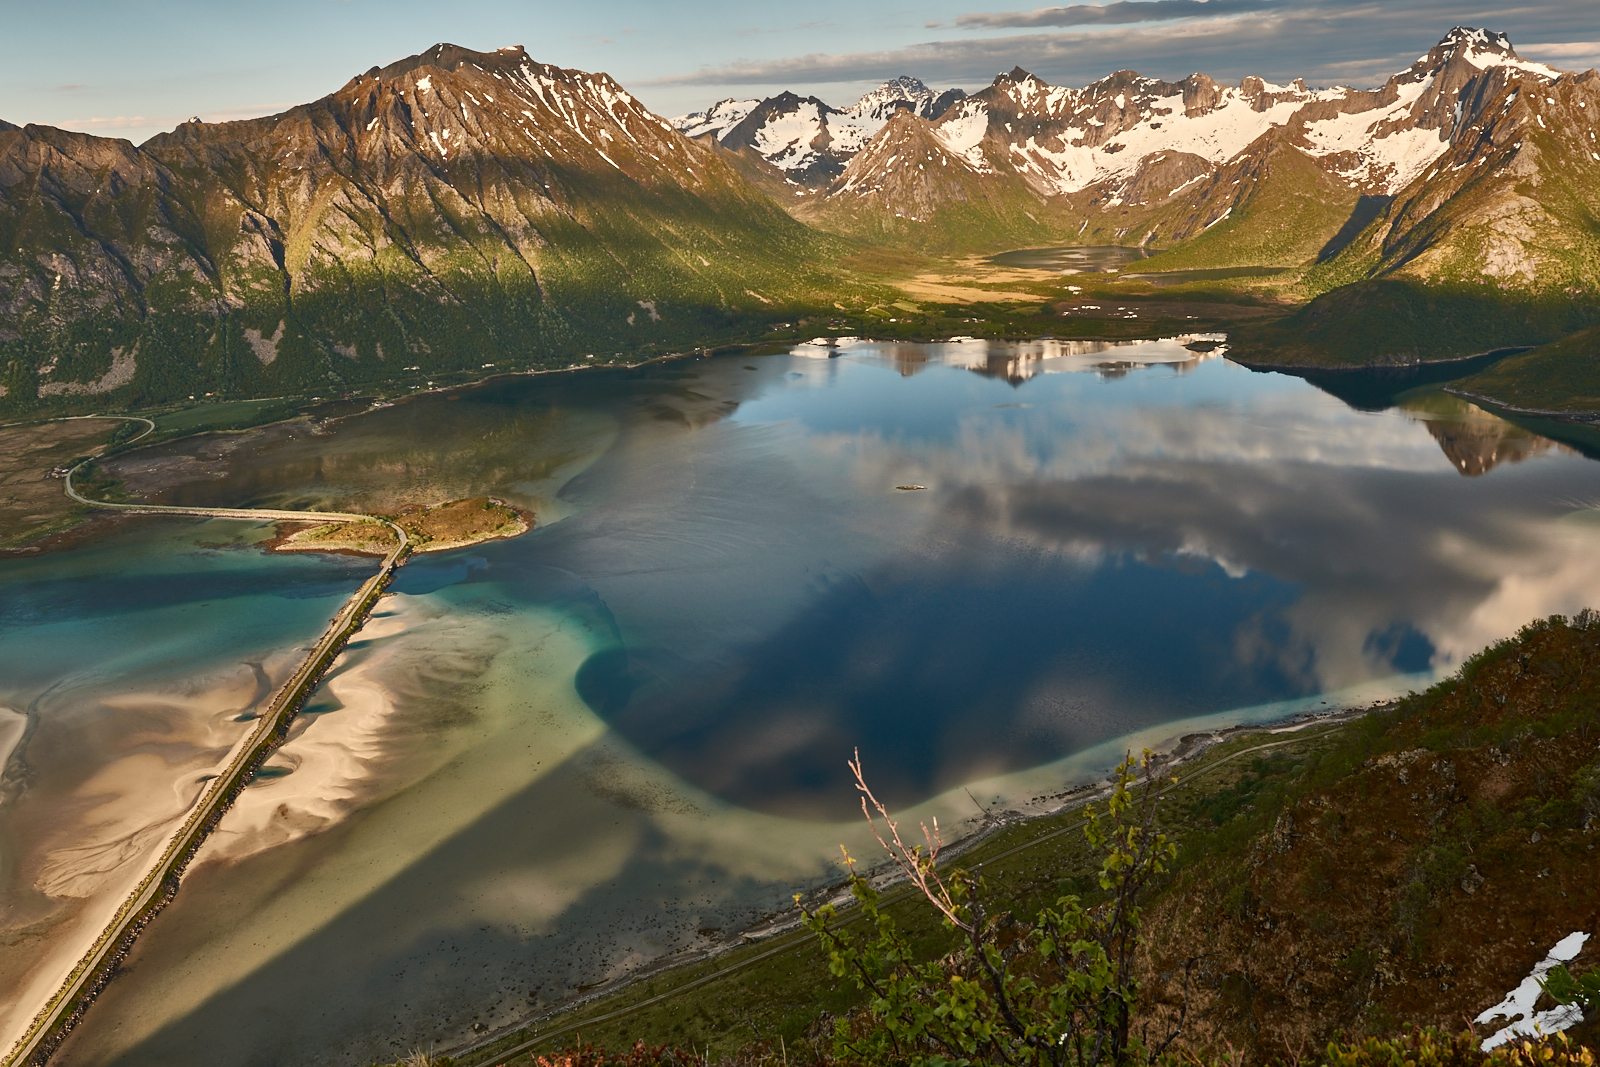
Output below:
[672,76,967,185]
[4,29,1599,417]
[792,26,1582,254]
[0,43,864,413]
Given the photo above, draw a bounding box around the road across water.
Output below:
[3,447,409,1067]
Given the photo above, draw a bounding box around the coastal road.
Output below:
[2,466,410,1067]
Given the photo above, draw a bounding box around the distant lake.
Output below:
[30,337,1600,1066]
[988,245,1154,271]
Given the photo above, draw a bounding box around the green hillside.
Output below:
[430,612,1600,1067]
[1450,325,1600,416]
[0,47,875,419]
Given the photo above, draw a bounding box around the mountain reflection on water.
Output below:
[99,336,1594,818]
[868,335,1220,384]
[988,245,1154,272]
[53,336,1600,1067]
[1403,394,1564,476]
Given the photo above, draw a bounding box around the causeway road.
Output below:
[2,465,409,1067]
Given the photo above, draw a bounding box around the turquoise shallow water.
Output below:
[19,338,1600,1065]
[0,519,375,1046]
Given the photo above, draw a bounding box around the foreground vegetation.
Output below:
[399,1029,1600,1067]
[400,611,1600,1067]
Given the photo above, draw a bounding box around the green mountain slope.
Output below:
[1087,133,1365,270]
[1139,612,1600,1059]
[1231,66,1600,369]
[0,45,862,416]
[799,109,1079,252]
[1448,324,1600,417]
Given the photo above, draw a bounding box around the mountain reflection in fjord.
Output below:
[102,335,1600,819]
[536,338,1600,815]
[56,337,1600,1067]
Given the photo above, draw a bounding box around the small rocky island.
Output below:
[271,497,531,557]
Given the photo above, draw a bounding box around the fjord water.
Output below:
[0,522,374,1055]
[36,339,1600,1066]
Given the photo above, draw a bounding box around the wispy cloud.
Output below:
[954,0,1273,30]
[647,0,1597,100]
[1520,40,1600,56]
[1520,40,1600,68]
[52,101,295,138]
[641,13,1302,87]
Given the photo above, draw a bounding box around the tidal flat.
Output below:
[8,338,1600,1066]
[0,521,375,1056]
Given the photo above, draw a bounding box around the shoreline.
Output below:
[446,695,1395,1063]
[1,493,410,1067]
[16,329,1593,560]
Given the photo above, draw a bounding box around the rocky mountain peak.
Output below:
[1401,26,1559,85]
[849,76,967,124]
[674,98,761,140]
[827,22,1584,225]
[863,76,932,101]
[676,76,966,185]
[1438,26,1517,60]
[360,43,532,85]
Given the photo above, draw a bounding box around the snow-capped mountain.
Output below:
[671,77,965,184]
[812,27,1591,260]
[841,28,1562,208]
[673,97,761,140]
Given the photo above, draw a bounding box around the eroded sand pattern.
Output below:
[12,344,1600,1066]
[0,521,373,1058]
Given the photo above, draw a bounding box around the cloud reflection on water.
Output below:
[45,343,1600,1067]
[574,344,1600,814]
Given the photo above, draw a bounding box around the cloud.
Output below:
[647,0,1600,102]
[55,114,157,130]
[641,16,1284,86]
[1520,40,1600,56]
[954,0,1273,30]
[1521,40,1600,69]
[51,101,294,140]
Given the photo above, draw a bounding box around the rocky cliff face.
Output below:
[0,44,849,410]
[1224,34,1600,369]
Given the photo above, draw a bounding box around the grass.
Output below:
[397,498,527,551]
[445,611,1600,1066]
[0,419,123,548]
[277,520,399,556]
[1449,325,1600,416]
[149,397,307,437]
[1227,280,1600,370]
[446,721,1361,1067]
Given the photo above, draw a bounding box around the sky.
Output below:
[3,0,1598,144]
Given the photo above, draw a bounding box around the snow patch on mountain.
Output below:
[894,26,1565,203]
[933,101,992,171]
[672,76,964,179]
[673,98,760,140]
[753,99,829,170]
[1299,77,1445,191]
[1434,27,1561,80]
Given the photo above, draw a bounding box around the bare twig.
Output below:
[848,749,969,932]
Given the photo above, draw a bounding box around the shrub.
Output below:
[800,751,1178,1067]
